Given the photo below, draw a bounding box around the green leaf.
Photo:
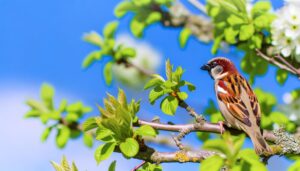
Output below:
[133,0,151,6]
[118,88,128,109]
[203,139,230,156]
[270,111,289,125]
[130,17,145,37]
[177,92,188,100]
[108,160,117,171]
[104,62,113,85]
[165,59,172,80]
[51,161,64,171]
[120,47,136,58]
[83,31,103,47]
[238,149,267,171]
[61,156,71,171]
[41,83,54,109]
[211,35,223,54]
[83,133,94,148]
[200,155,224,171]
[239,24,254,41]
[254,14,273,29]
[149,86,165,104]
[72,162,78,171]
[251,1,271,17]
[114,1,135,18]
[146,12,162,24]
[96,126,115,142]
[276,69,288,85]
[179,28,192,48]
[56,126,71,148]
[65,112,79,122]
[233,134,245,155]
[82,117,98,132]
[183,81,196,91]
[227,15,245,26]
[66,102,83,113]
[94,142,116,164]
[82,51,102,69]
[144,78,164,90]
[288,160,300,171]
[104,21,119,39]
[58,99,68,112]
[135,125,157,137]
[160,96,179,115]
[24,110,41,118]
[139,162,163,171]
[41,127,52,142]
[196,132,210,141]
[119,138,139,157]
[224,27,238,44]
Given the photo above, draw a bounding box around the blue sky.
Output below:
[0,0,297,170]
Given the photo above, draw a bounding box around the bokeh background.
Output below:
[0,0,297,170]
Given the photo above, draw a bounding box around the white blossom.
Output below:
[283,92,293,104]
[112,34,162,88]
[271,2,300,59]
[289,113,298,121]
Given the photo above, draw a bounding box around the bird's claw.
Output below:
[218,121,225,135]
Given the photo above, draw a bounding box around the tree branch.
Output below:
[153,2,213,42]
[114,145,218,163]
[137,119,277,143]
[256,49,300,78]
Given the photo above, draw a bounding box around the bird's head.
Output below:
[201,57,237,80]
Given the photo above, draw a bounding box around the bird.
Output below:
[201,57,271,155]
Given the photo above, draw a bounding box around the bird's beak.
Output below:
[200,64,211,71]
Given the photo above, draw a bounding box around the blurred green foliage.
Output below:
[83,21,137,85]
[25,83,92,148]
[114,0,173,37]
[200,133,267,171]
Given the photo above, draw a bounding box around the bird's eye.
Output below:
[211,62,218,67]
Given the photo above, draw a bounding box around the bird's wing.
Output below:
[216,74,261,127]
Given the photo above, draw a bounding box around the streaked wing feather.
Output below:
[217,74,259,127]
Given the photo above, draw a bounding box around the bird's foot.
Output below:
[218,121,226,135]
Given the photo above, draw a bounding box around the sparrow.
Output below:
[201,57,271,155]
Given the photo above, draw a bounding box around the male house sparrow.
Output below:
[201,57,271,154]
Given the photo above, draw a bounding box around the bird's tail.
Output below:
[247,129,272,155]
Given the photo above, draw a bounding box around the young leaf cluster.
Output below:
[114,0,173,37]
[201,133,267,171]
[51,156,78,171]
[82,89,157,164]
[83,21,137,85]
[25,83,92,148]
[207,0,275,84]
[144,59,196,115]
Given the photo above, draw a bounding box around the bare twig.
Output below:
[256,49,300,78]
[178,100,205,123]
[131,161,146,171]
[119,60,154,77]
[275,53,300,75]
